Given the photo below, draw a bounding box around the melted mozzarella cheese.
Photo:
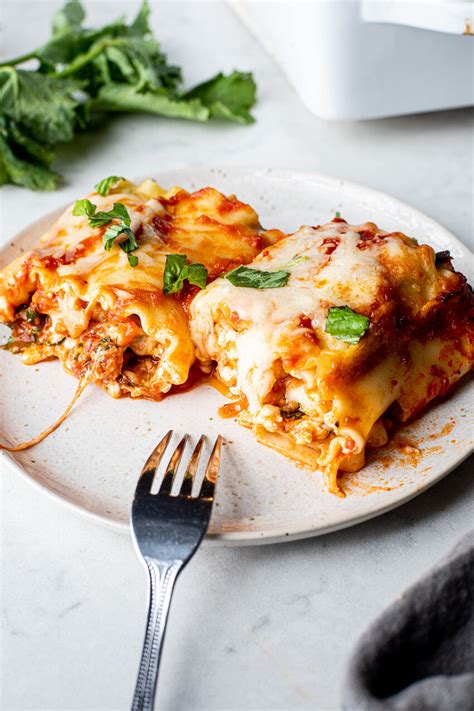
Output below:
[0,181,281,398]
[193,223,386,339]
[190,219,472,455]
[191,222,388,412]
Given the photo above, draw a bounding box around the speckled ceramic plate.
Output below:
[1,168,473,544]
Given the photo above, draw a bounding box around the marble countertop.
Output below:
[1,2,473,709]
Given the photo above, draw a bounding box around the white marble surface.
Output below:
[1,2,473,710]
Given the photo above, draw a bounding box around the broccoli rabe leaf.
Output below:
[0,0,257,191]
[185,71,257,125]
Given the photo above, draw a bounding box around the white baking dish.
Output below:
[233,0,474,120]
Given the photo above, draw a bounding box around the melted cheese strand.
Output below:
[0,372,91,452]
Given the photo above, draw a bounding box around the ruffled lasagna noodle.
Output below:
[0,180,281,401]
[190,219,473,494]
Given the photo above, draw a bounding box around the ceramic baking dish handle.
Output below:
[361,0,474,35]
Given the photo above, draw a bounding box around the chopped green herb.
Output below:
[118,229,138,253]
[97,336,114,350]
[224,265,289,289]
[187,262,208,290]
[116,228,139,266]
[72,198,96,219]
[325,306,370,344]
[94,175,125,196]
[73,198,131,229]
[102,222,135,251]
[163,254,187,294]
[89,202,131,228]
[163,254,208,295]
[335,211,341,218]
[73,198,138,264]
[281,254,309,269]
[25,307,37,323]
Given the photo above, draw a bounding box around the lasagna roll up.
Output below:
[0,180,281,400]
[190,219,473,494]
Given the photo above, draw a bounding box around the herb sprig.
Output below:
[73,197,138,266]
[163,254,207,295]
[224,265,289,289]
[0,0,257,191]
[325,306,370,344]
[95,175,124,196]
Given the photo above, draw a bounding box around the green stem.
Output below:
[0,50,37,68]
[53,38,111,77]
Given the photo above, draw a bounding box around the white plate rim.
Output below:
[2,445,472,545]
[1,167,472,545]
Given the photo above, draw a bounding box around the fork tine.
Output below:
[159,434,187,495]
[136,430,173,495]
[199,435,222,499]
[179,435,205,497]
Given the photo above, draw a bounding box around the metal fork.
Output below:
[131,430,222,711]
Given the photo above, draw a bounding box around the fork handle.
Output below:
[132,558,183,711]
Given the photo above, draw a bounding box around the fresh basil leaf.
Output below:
[163,254,188,294]
[127,253,138,267]
[95,175,124,196]
[224,265,289,289]
[187,262,207,290]
[89,202,131,227]
[73,198,96,218]
[102,222,134,251]
[107,202,130,225]
[325,306,370,344]
[73,195,137,263]
[185,71,256,125]
[162,254,207,294]
[102,223,123,251]
[119,231,138,253]
[102,222,133,252]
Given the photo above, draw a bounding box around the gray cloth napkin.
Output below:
[343,530,474,710]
